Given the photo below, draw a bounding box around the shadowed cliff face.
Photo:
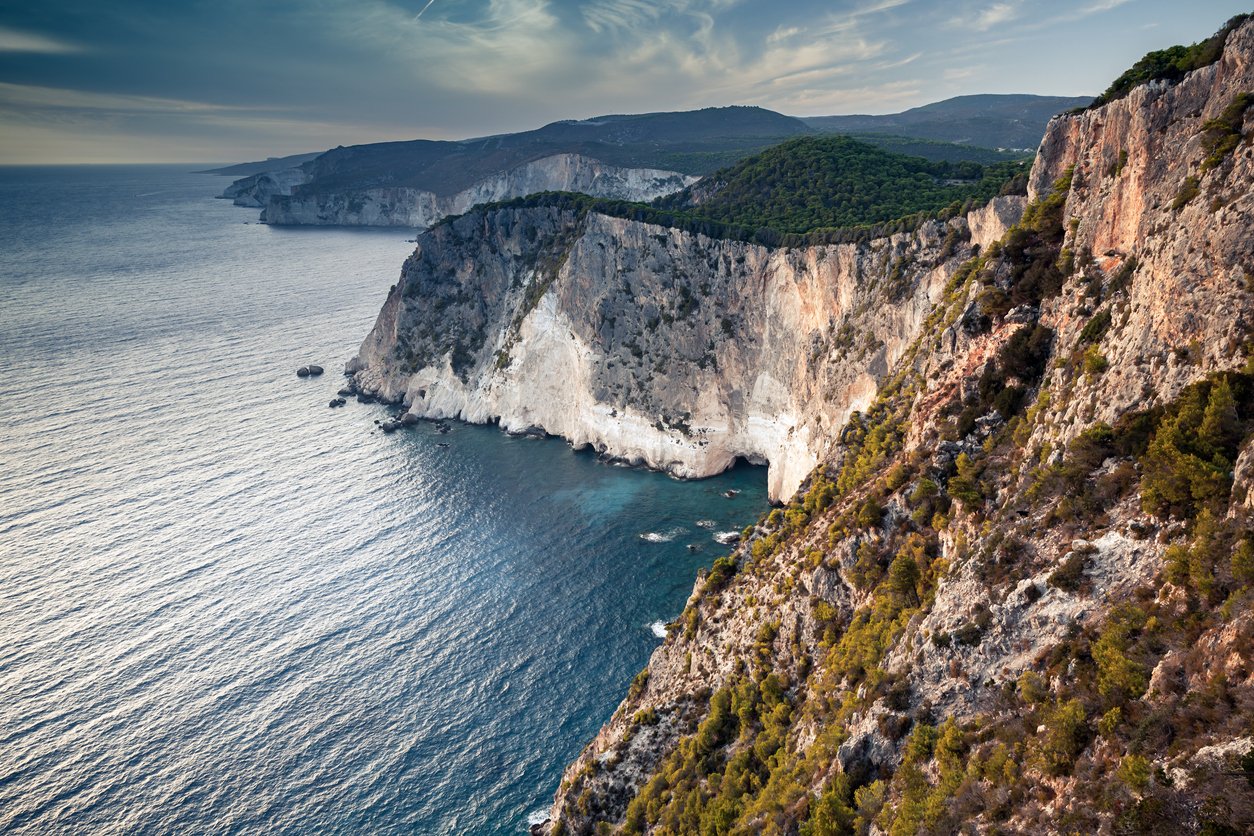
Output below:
[349,196,1024,501]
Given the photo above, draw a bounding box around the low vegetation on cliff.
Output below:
[1089,13,1251,108]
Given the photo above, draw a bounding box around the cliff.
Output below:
[352,15,1254,834]
[221,166,310,208]
[222,153,696,226]
[257,154,696,228]
[349,192,1025,500]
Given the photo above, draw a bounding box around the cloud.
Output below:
[0,0,1226,162]
[0,26,81,53]
[970,2,1021,31]
[581,0,664,33]
[0,82,265,114]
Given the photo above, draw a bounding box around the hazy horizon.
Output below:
[1,0,1250,164]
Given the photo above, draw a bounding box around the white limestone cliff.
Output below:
[349,199,1025,501]
[231,153,697,227]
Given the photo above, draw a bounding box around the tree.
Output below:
[1199,376,1242,459]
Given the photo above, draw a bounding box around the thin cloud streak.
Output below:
[0,26,81,54]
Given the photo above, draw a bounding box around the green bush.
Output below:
[1090,15,1250,108]
[1171,176,1200,210]
[1083,345,1109,375]
[1140,375,1248,518]
[1093,605,1149,700]
[1036,699,1089,776]
[1049,552,1087,592]
[1079,309,1112,344]
[1200,92,1254,171]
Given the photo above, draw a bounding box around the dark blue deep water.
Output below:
[0,166,767,834]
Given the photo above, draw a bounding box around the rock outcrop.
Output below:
[221,167,310,208]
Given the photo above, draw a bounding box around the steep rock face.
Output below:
[529,18,1254,836]
[1025,20,1254,448]
[350,198,1024,500]
[256,153,696,227]
[220,167,310,208]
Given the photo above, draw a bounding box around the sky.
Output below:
[0,0,1249,164]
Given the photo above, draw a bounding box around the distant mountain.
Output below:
[218,102,1050,229]
[298,106,812,197]
[801,94,1093,150]
[195,152,322,176]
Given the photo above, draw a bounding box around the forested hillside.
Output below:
[657,135,1027,234]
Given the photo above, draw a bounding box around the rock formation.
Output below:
[354,16,1254,834]
[226,153,696,228]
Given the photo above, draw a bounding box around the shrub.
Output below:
[706,556,739,591]
[1140,376,1248,518]
[857,497,884,528]
[1036,699,1089,776]
[1000,324,1055,381]
[1118,754,1152,793]
[1200,92,1254,172]
[1083,345,1109,376]
[1049,552,1088,592]
[1233,539,1254,587]
[1018,671,1048,704]
[1093,605,1150,700]
[1171,176,1200,210]
[1079,309,1112,344]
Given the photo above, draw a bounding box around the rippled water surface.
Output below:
[0,166,767,834]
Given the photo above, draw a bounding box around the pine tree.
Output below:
[1199,376,1242,460]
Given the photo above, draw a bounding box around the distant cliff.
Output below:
[255,154,696,228]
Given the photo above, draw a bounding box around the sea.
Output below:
[0,165,767,834]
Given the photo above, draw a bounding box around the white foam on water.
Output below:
[639,527,687,543]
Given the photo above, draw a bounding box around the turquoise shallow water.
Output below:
[0,166,767,835]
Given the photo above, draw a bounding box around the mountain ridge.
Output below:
[802,94,1094,150]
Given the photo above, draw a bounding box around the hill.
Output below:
[195,152,321,176]
[803,93,1093,149]
[655,134,1028,235]
[297,107,811,197]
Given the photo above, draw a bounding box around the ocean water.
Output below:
[0,166,767,834]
